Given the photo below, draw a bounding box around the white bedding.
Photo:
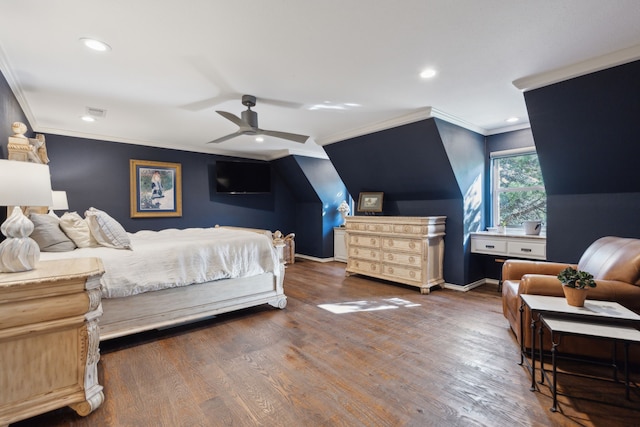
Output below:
[40,227,279,298]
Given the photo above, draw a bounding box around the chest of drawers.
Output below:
[344,216,446,294]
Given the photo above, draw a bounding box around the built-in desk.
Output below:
[471,231,546,260]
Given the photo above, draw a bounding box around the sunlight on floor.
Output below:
[318,297,421,314]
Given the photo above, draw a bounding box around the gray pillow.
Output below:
[29,213,77,252]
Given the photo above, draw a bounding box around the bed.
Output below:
[7,123,287,341]
[38,223,287,341]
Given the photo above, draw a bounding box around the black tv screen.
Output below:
[215,160,271,194]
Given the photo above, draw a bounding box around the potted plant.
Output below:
[557,267,596,307]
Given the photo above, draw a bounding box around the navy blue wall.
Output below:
[0,73,32,225]
[275,155,348,258]
[43,134,297,235]
[435,119,486,284]
[324,118,485,286]
[524,60,640,262]
[0,75,30,159]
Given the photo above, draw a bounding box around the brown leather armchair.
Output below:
[502,236,640,360]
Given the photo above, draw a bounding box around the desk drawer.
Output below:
[471,238,507,255]
[507,241,546,259]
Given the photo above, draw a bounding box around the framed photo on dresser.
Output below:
[357,192,384,213]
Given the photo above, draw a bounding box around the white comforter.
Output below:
[40,227,279,298]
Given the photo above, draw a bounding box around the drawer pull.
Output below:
[521,248,532,253]
[409,242,416,249]
[387,254,394,261]
[408,256,415,264]
[371,251,376,258]
[371,238,377,245]
[485,245,495,249]
[388,267,394,274]
[388,240,394,247]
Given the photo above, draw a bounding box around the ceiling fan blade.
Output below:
[216,111,246,127]
[206,131,244,144]
[260,129,309,143]
[258,97,304,109]
[181,93,238,111]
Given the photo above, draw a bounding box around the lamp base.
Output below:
[0,206,40,272]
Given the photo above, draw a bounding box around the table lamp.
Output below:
[49,190,69,215]
[0,159,53,272]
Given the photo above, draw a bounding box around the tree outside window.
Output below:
[492,149,546,227]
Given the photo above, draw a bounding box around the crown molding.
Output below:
[316,107,435,146]
[429,108,486,134]
[316,106,495,147]
[485,122,531,136]
[0,44,38,129]
[513,43,640,92]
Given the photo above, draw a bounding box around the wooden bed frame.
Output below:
[7,123,288,342]
[99,229,287,341]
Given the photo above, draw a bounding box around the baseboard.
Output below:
[294,254,334,263]
[444,278,499,292]
[292,257,501,291]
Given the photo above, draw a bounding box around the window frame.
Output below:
[490,147,546,228]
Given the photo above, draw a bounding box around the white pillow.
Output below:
[60,212,98,248]
[84,207,132,250]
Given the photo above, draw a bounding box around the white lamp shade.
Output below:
[0,159,53,207]
[50,190,69,210]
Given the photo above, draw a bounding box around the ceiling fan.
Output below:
[206,95,309,144]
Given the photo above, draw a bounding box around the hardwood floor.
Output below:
[11,260,640,426]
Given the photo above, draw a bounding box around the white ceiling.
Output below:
[1,1,640,160]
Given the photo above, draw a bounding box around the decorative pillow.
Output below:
[59,212,98,248]
[29,213,77,252]
[84,207,132,250]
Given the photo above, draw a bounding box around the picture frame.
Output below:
[130,159,182,218]
[357,192,384,213]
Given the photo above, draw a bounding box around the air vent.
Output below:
[85,107,107,118]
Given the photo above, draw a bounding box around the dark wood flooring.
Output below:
[11,259,640,426]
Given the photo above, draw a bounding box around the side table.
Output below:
[519,294,640,412]
[0,258,105,426]
[541,315,640,411]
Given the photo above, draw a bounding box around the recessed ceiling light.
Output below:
[308,102,360,111]
[505,117,520,123]
[255,137,264,143]
[420,68,437,79]
[81,115,96,122]
[79,38,111,52]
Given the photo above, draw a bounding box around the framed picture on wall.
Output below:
[130,159,182,218]
[357,192,384,213]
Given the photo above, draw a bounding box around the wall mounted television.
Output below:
[214,160,272,194]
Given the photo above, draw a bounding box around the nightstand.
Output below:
[0,257,105,426]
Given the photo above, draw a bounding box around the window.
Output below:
[491,147,546,227]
